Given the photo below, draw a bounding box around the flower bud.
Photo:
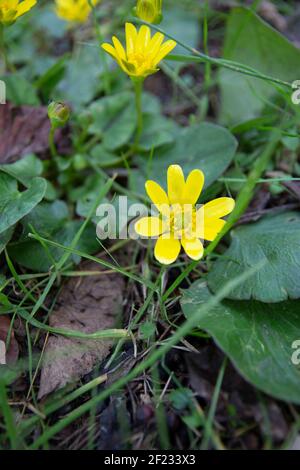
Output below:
[48,102,70,129]
[135,0,163,24]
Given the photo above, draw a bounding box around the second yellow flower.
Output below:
[102,22,176,79]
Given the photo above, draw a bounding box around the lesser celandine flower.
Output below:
[54,0,99,23]
[101,23,176,80]
[0,0,37,25]
[135,0,163,24]
[135,165,235,265]
[102,23,176,145]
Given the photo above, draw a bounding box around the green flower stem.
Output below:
[88,0,110,95]
[48,126,57,158]
[0,24,8,72]
[203,0,211,88]
[0,24,16,73]
[133,78,144,147]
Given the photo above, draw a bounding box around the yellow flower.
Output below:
[54,0,99,23]
[135,165,235,265]
[0,0,37,26]
[101,22,176,79]
[135,0,162,24]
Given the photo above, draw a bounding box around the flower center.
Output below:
[128,51,149,69]
[163,204,196,239]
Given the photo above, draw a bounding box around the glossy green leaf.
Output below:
[19,200,69,238]
[0,174,47,235]
[58,46,102,110]
[90,145,122,168]
[0,154,43,187]
[220,7,300,124]
[75,175,108,225]
[0,227,14,256]
[181,281,300,404]
[130,122,237,194]
[35,55,68,100]
[138,113,176,152]
[162,4,199,55]
[8,221,99,272]
[87,92,137,151]
[208,212,300,303]
[2,74,39,106]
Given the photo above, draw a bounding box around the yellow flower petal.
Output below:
[167,164,185,204]
[153,40,177,65]
[145,180,169,215]
[8,0,19,7]
[203,218,226,241]
[101,23,177,79]
[101,43,119,61]
[101,43,129,74]
[16,0,37,17]
[181,237,204,261]
[147,31,164,56]
[55,0,99,22]
[135,216,162,237]
[112,36,126,61]
[125,22,137,56]
[137,25,151,49]
[203,197,235,219]
[154,236,181,265]
[182,169,204,204]
[1,0,36,24]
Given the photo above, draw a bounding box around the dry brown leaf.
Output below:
[0,316,19,365]
[38,257,125,399]
[0,103,70,163]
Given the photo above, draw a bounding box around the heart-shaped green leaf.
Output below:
[181,280,300,403]
[138,113,175,152]
[0,227,14,256]
[219,7,300,124]
[0,174,47,235]
[208,212,300,303]
[0,154,43,187]
[8,221,99,272]
[87,92,137,151]
[130,122,237,194]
